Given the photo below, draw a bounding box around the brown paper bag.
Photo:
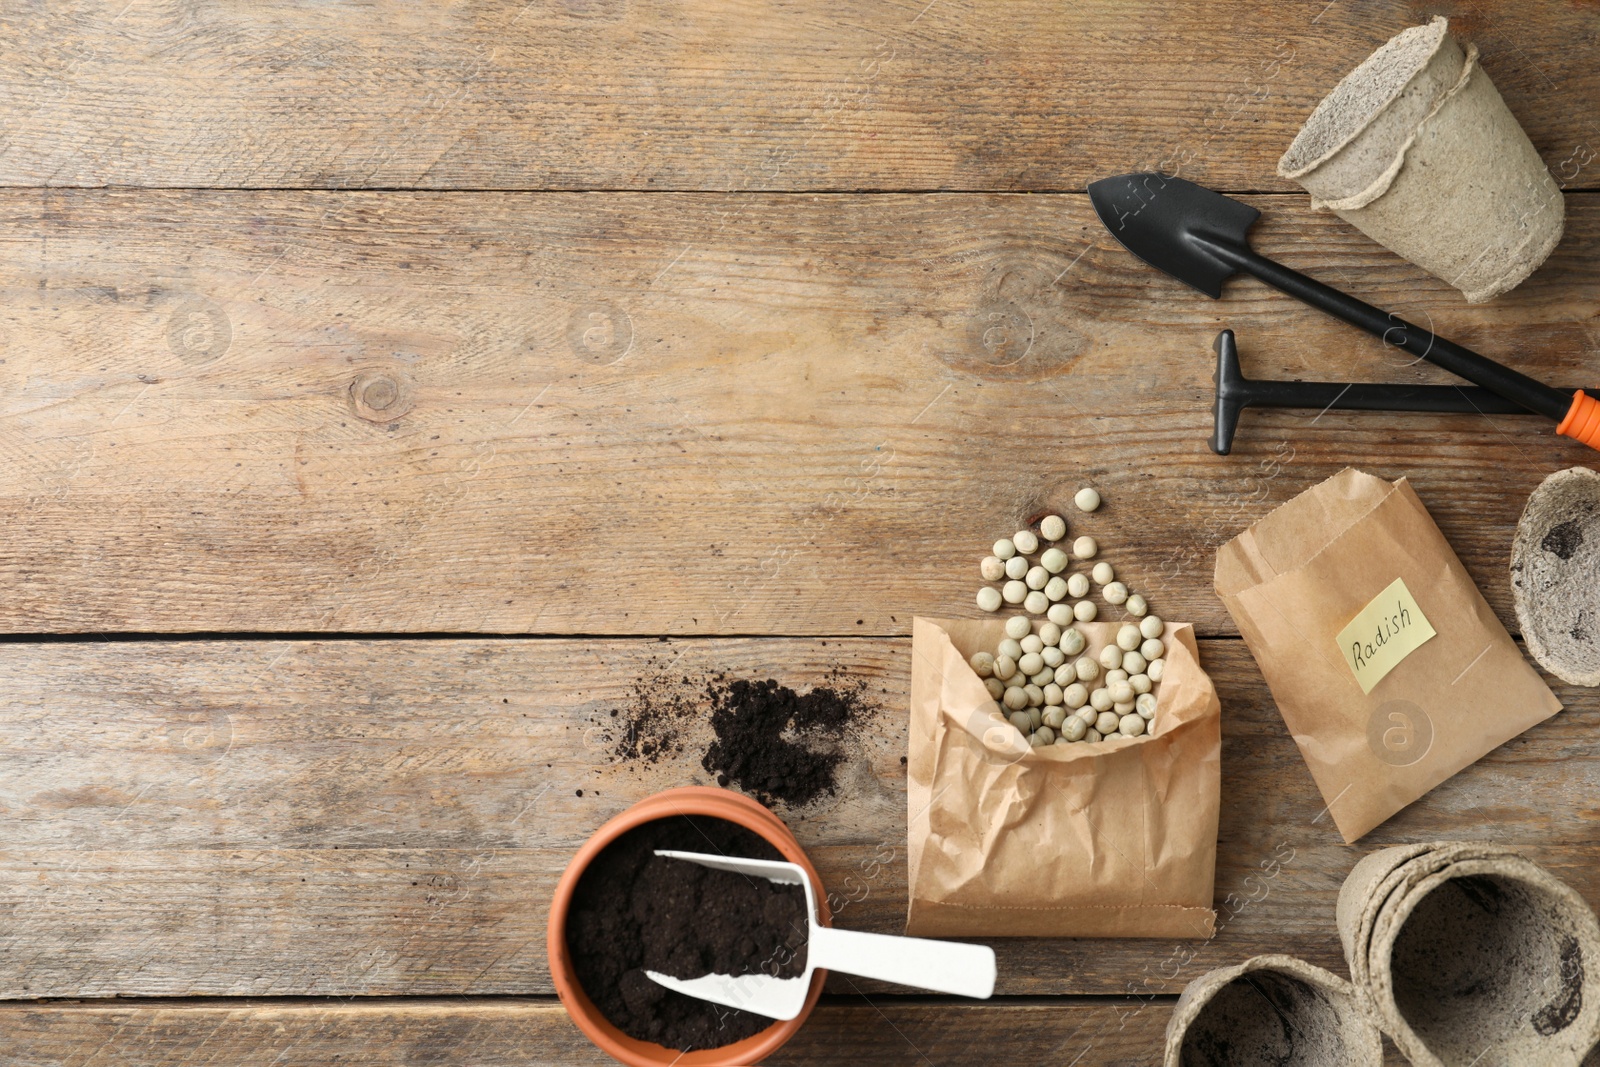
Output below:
[1215,468,1560,844]
[906,616,1220,938]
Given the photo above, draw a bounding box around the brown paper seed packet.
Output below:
[906,617,1219,938]
[1215,468,1560,843]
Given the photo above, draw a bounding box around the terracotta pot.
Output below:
[548,786,830,1066]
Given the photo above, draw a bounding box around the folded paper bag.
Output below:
[906,616,1220,939]
[1214,468,1560,844]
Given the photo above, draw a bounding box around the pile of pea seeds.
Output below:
[969,488,1169,746]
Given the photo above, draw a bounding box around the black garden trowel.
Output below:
[1086,172,1600,452]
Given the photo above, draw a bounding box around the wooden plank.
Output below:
[2,637,1596,998]
[1,190,1594,635]
[2,2,1596,193]
[0,998,1212,1067]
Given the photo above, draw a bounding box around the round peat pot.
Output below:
[1278,16,1563,303]
[548,786,829,1066]
[1164,954,1382,1067]
[1365,855,1600,1067]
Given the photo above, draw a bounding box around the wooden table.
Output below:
[2,2,1597,1063]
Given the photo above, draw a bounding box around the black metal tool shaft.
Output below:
[1210,330,1598,454]
[1198,238,1573,422]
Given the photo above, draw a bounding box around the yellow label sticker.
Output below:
[1337,577,1437,694]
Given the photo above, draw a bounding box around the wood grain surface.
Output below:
[2,637,1594,1001]
[3,1,1597,193]
[6,3,1600,1063]
[0,998,1187,1067]
[2,190,1595,635]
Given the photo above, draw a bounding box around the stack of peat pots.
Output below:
[1165,844,1600,1067]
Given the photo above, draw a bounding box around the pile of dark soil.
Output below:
[702,677,860,807]
[604,664,872,809]
[565,814,809,1052]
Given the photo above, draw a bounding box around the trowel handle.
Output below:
[807,926,996,999]
[1559,390,1600,451]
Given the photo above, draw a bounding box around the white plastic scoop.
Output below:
[644,849,996,1021]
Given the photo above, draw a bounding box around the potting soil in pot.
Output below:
[565,814,810,1051]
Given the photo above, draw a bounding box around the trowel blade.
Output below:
[1087,172,1261,298]
[644,969,811,1022]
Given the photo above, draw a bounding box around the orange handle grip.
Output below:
[1557,390,1600,450]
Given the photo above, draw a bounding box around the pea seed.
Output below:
[1042,705,1066,729]
[985,677,1005,701]
[1054,664,1075,687]
[1105,668,1129,686]
[1099,645,1123,671]
[1004,687,1028,711]
[1028,707,1043,731]
[993,655,1017,681]
[1072,536,1097,560]
[1090,687,1113,712]
[1065,573,1089,598]
[1030,669,1054,686]
[1117,624,1142,651]
[1040,646,1063,669]
[1074,656,1100,683]
[1075,487,1101,512]
[1041,547,1070,574]
[1013,530,1039,555]
[977,587,1002,611]
[1140,616,1164,640]
[1047,603,1074,627]
[1005,555,1029,580]
[1136,693,1157,719]
[1043,683,1063,706]
[1024,684,1044,707]
[1002,580,1027,604]
[1061,716,1088,741]
[1018,652,1044,676]
[1020,634,1044,655]
[1092,561,1115,585]
[1085,727,1103,742]
[1095,710,1120,735]
[1103,581,1129,605]
[1073,600,1098,622]
[1004,615,1031,640]
[1024,566,1048,591]
[981,555,1006,581]
[1039,622,1062,646]
[1119,713,1146,737]
[1122,650,1147,676]
[970,652,995,677]
[1063,682,1088,708]
[1059,627,1086,655]
[1044,575,1069,602]
[1129,673,1152,695]
[1140,637,1164,662]
[1035,725,1055,745]
[1029,731,1048,748]
[1040,514,1067,541]
[1008,710,1031,731]
[1110,681,1134,704]
[998,638,1023,661]
[1125,594,1148,617]
[1146,658,1165,682]
[1024,591,1049,614]
[994,538,1016,560]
